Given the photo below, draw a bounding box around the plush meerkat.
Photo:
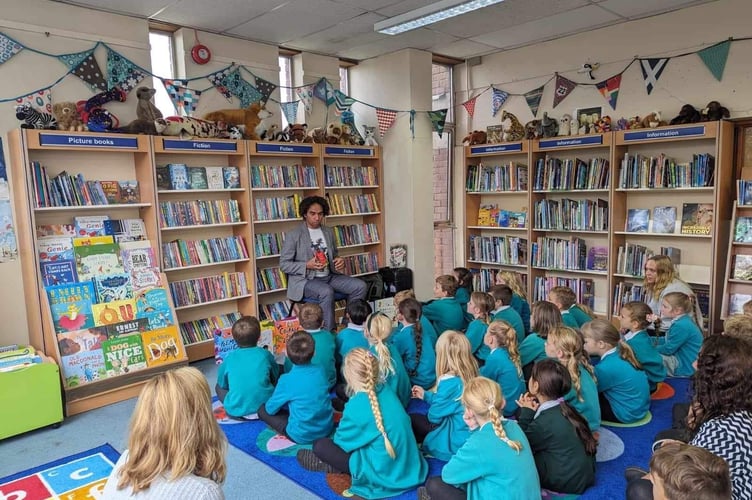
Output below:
[136,87,163,122]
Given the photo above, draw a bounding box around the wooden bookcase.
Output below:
[152,137,255,362]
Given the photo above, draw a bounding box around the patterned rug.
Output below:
[0,444,120,499]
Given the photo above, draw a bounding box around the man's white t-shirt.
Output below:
[308,227,330,278]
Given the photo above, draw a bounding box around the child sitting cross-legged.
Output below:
[619,301,666,392]
[392,297,437,389]
[422,274,467,334]
[258,331,334,444]
[215,315,279,419]
[296,302,337,389]
[480,320,525,417]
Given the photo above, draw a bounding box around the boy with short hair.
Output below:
[298,302,337,389]
[215,315,278,419]
[422,275,466,335]
[488,284,526,344]
[336,299,372,366]
[258,331,335,444]
[549,286,592,328]
[647,442,731,500]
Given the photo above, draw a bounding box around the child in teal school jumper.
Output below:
[392,297,437,389]
[394,289,439,349]
[297,303,337,389]
[544,326,601,431]
[619,301,666,392]
[549,286,593,329]
[258,331,334,444]
[516,360,597,494]
[215,316,279,419]
[300,348,429,499]
[656,292,703,377]
[420,376,540,500]
[335,299,371,369]
[489,284,526,344]
[465,291,494,363]
[520,301,563,374]
[422,274,467,334]
[410,331,479,461]
[453,266,475,324]
[366,311,412,407]
[480,320,525,417]
[495,270,531,335]
[582,319,650,424]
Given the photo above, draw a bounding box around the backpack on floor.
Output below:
[379,267,413,297]
[360,273,385,301]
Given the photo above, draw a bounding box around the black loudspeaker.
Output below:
[379,267,413,297]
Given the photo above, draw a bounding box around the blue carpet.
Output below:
[0,443,120,498]
[217,378,691,499]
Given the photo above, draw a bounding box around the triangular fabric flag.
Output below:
[552,74,577,108]
[208,66,235,101]
[222,69,263,108]
[313,78,335,106]
[524,85,545,117]
[57,49,91,70]
[640,58,669,95]
[117,70,145,94]
[296,85,314,114]
[62,51,107,92]
[280,101,299,125]
[163,79,189,113]
[376,108,397,138]
[0,33,24,64]
[596,74,622,110]
[15,89,53,115]
[462,95,478,118]
[254,76,277,102]
[163,79,201,116]
[106,47,140,90]
[427,109,448,138]
[491,88,509,117]
[697,40,731,81]
[333,90,356,116]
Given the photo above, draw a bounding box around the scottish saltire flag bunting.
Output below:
[59,49,107,92]
[640,58,669,95]
[697,40,731,81]
[552,74,576,108]
[117,70,145,94]
[16,89,53,114]
[0,33,23,64]
[376,108,398,138]
[313,78,335,106]
[106,47,141,90]
[428,109,448,138]
[524,85,544,117]
[491,88,509,117]
[333,90,356,116]
[296,85,314,114]
[462,95,477,118]
[208,66,234,101]
[596,74,622,110]
[255,76,277,101]
[280,101,299,125]
[222,69,263,108]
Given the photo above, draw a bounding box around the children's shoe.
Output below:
[417,486,431,500]
[296,449,338,473]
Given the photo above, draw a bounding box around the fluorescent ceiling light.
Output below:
[375,0,505,35]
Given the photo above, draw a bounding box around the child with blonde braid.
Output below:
[411,331,479,461]
[365,312,411,407]
[394,289,439,348]
[496,270,531,335]
[299,348,429,499]
[656,292,703,377]
[465,292,495,363]
[520,301,562,375]
[582,319,650,424]
[619,301,666,392]
[480,320,525,417]
[392,298,437,389]
[545,326,600,431]
[420,377,540,500]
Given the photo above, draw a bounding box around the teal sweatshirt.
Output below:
[480,348,525,416]
[335,324,369,367]
[625,329,666,391]
[657,315,703,377]
[493,306,526,344]
[422,297,466,335]
[595,348,650,423]
[465,319,491,361]
[216,346,278,417]
[569,305,593,327]
[563,363,601,432]
[510,293,531,334]
[519,333,547,367]
[561,310,580,329]
[307,328,337,389]
[369,343,411,407]
[391,323,437,389]
[422,375,471,461]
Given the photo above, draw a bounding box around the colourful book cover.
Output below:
[626,208,650,232]
[188,167,208,190]
[99,180,121,204]
[121,242,157,272]
[259,319,275,354]
[102,318,150,337]
[141,326,184,367]
[73,215,110,237]
[223,167,240,188]
[168,163,189,190]
[105,219,147,242]
[36,224,75,237]
[213,326,237,365]
[40,258,78,286]
[144,310,174,330]
[680,203,713,236]
[728,293,752,315]
[93,273,133,303]
[156,165,171,190]
[92,298,137,326]
[57,328,108,356]
[734,217,752,243]
[134,287,171,316]
[47,282,96,334]
[74,241,123,282]
[652,206,677,234]
[733,255,752,281]
[118,180,140,203]
[130,267,162,292]
[60,349,107,387]
[37,236,74,262]
[273,317,300,363]
[205,167,224,189]
[102,333,147,377]
[73,235,116,246]
[586,246,609,271]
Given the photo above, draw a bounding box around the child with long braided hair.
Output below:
[392,298,437,389]
[410,331,479,461]
[365,312,411,407]
[465,291,495,363]
[480,320,525,417]
[545,326,601,431]
[299,348,428,499]
[420,376,540,500]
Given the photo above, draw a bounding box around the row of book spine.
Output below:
[613,282,646,316]
[618,153,714,189]
[178,312,242,345]
[254,232,285,257]
[169,272,250,307]
[532,276,595,309]
[470,269,529,294]
[533,157,610,191]
[615,243,654,277]
[259,300,292,321]
[466,162,528,192]
[31,162,133,208]
[324,165,379,187]
[342,252,379,275]
[256,267,288,292]
[332,223,380,247]
[530,236,588,271]
[159,200,241,227]
[468,235,527,265]
[327,193,379,215]
[254,193,302,221]
[533,198,609,231]
[250,164,318,189]
[162,236,249,269]
[737,179,752,205]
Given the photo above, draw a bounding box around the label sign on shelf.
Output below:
[39,134,138,149]
[256,143,314,154]
[623,126,706,142]
[162,139,237,152]
[538,135,603,149]
[471,143,523,154]
[324,146,373,156]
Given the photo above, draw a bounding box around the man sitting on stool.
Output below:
[280,195,368,331]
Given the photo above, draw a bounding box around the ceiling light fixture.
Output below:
[374,0,506,35]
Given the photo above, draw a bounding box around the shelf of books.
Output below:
[153,137,254,362]
[611,121,733,333]
[8,129,188,415]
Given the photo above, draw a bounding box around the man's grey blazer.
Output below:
[279,222,339,302]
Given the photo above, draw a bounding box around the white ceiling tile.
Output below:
[330,0,403,10]
[286,12,388,52]
[156,0,288,32]
[430,39,501,59]
[53,0,172,17]
[338,28,459,60]
[375,0,438,18]
[598,0,714,19]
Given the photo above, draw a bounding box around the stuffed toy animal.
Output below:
[136,87,162,122]
[701,101,730,121]
[15,103,57,129]
[254,108,274,140]
[362,125,378,146]
[339,124,360,145]
[558,114,572,136]
[670,104,702,125]
[462,130,487,146]
[155,116,228,139]
[52,102,86,131]
[570,117,579,136]
[641,111,667,129]
[614,117,629,131]
[227,125,245,140]
[524,120,541,140]
[538,112,558,138]
[501,110,526,142]
[627,116,642,129]
[117,119,157,135]
[83,87,127,112]
[307,122,342,144]
[260,124,279,141]
[287,123,308,142]
[203,102,268,140]
[594,115,612,133]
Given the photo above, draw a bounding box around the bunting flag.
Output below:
[491,88,508,117]
[254,76,277,102]
[117,70,145,94]
[106,47,141,90]
[427,109,448,138]
[313,78,335,106]
[376,107,397,138]
[524,85,545,117]
[596,74,622,110]
[296,85,314,114]
[697,40,731,81]
[222,69,263,108]
[59,50,107,92]
[0,32,23,64]
[552,74,576,108]
[462,95,478,118]
[207,66,234,101]
[333,89,356,116]
[280,101,299,125]
[163,80,201,116]
[640,58,669,95]
[15,89,53,114]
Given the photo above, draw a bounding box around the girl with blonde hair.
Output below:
[520,301,562,374]
[657,292,703,377]
[103,367,227,499]
[421,376,540,500]
[300,348,429,499]
[364,311,411,407]
[642,255,702,332]
[480,320,525,417]
[411,331,479,460]
[495,270,531,334]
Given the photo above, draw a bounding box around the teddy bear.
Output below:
[286,123,308,142]
[340,123,360,145]
[308,122,342,144]
[135,87,162,122]
[362,125,378,146]
[462,130,487,146]
[641,111,667,129]
[670,104,702,125]
[701,101,730,121]
[558,114,572,136]
[52,101,87,131]
[594,115,611,133]
[203,102,269,140]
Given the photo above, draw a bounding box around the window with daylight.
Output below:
[339,66,349,94]
[279,55,294,128]
[432,63,454,276]
[148,31,176,118]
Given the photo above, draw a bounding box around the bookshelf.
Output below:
[153,136,254,362]
[8,129,188,415]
